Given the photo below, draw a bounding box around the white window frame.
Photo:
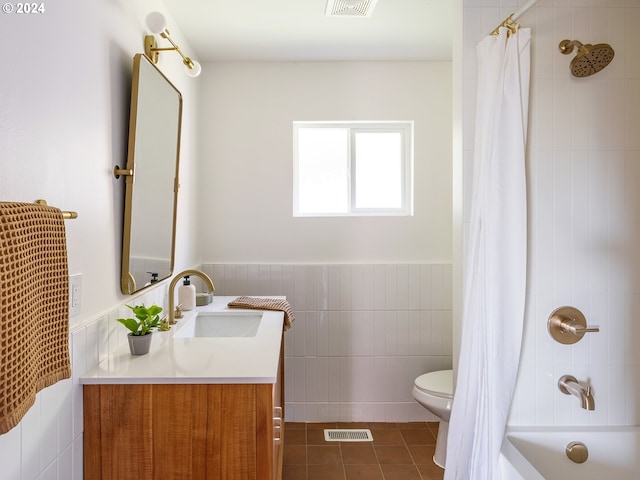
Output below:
[293,121,414,217]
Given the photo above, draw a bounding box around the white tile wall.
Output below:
[463,1,640,426]
[203,263,454,423]
[0,285,167,480]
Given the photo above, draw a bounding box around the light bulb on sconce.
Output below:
[145,11,167,34]
[144,11,201,77]
[185,59,201,77]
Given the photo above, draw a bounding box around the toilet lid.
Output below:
[414,370,453,398]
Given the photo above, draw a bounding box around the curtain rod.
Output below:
[489,0,540,36]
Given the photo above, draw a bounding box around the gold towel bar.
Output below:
[35,199,78,219]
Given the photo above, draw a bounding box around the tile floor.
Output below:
[283,422,445,480]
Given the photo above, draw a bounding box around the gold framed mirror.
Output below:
[118,53,182,294]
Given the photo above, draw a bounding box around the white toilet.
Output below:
[412,369,453,468]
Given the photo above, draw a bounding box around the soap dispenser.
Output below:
[178,275,196,311]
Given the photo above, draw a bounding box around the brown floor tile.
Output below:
[374,445,413,464]
[401,428,436,445]
[284,445,307,465]
[306,428,329,445]
[398,422,430,430]
[336,421,369,429]
[344,464,384,480]
[367,422,399,430]
[283,422,443,480]
[307,464,346,480]
[417,463,445,480]
[283,464,307,480]
[287,422,307,430]
[408,445,436,464]
[341,444,378,464]
[380,464,422,480]
[370,428,405,445]
[285,428,307,445]
[307,445,342,464]
[307,422,337,429]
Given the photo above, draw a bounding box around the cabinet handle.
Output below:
[273,406,283,444]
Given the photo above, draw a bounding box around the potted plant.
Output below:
[117,303,163,355]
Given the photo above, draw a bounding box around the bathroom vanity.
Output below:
[81,297,285,480]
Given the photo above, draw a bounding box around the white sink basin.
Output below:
[174,311,263,338]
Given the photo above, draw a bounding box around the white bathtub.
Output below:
[500,426,640,480]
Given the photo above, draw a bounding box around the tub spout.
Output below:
[558,375,595,410]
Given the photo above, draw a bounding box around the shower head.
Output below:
[559,39,615,78]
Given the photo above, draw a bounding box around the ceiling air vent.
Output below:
[325,0,379,17]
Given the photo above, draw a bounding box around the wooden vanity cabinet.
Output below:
[83,338,285,480]
[272,337,285,480]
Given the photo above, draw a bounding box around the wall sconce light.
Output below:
[144,11,202,77]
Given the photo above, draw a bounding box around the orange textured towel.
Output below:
[0,202,71,434]
[227,296,295,331]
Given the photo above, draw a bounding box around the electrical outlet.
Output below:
[69,273,82,317]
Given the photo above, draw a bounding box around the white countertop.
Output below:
[80,296,284,385]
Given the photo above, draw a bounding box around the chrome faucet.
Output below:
[558,375,595,410]
[168,269,215,326]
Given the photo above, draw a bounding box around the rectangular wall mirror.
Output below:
[118,53,182,294]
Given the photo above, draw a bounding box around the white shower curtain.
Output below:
[444,26,530,480]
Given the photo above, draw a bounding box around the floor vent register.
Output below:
[324,429,373,442]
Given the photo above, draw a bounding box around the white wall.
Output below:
[198,62,452,263]
[461,1,640,426]
[196,62,454,421]
[0,1,200,478]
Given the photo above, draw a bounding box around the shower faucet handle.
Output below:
[547,306,599,345]
[567,324,600,334]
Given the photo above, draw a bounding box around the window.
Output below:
[293,121,413,217]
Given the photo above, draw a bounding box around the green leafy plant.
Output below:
[117,303,163,336]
